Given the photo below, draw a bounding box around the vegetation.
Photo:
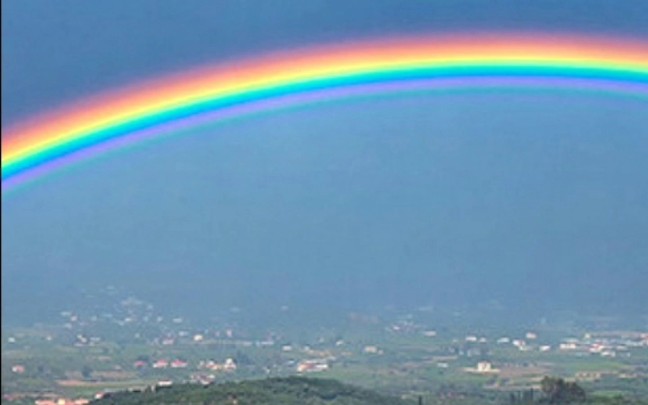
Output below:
[91,376,414,405]
[540,376,587,403]
[506,377,648,405]
[88,376,648,405]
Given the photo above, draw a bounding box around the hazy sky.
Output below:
[2,1,648,324]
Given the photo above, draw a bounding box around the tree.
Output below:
[540,376,586,403]
[81,365,93,380]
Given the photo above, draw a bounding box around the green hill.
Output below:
[91,376,414,405]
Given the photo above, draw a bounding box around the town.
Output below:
[3,292,648,404]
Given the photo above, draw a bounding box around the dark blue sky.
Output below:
[2,1,648,325]
[3,0,648,124]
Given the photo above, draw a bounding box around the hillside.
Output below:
[90,376,414,405]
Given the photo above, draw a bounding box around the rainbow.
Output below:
[3,33,648,192]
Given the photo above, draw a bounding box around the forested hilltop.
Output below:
[90,376,413,405]
[89,376,648,405]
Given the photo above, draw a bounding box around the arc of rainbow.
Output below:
[3,34,648,193]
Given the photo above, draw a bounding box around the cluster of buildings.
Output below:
[185,359,238,385]
[198,358,238,372]
[150,359,189,369]
[296,359,330,373]
[140,358,238,371]
[557,332,648,358]
[6,300,648,405]
[34,398,89,405]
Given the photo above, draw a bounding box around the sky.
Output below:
[2,0,648,325]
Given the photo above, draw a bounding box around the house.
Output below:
[223,358,237,371]
[171,359,188,368]
[152,359,169,369]
[296,359,329,373]
[153,381,173,392]
[465,361,499,374]
[363,345,381,354]
[11,364,25,374]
